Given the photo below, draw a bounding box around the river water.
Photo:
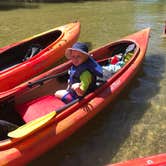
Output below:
[0,1,166,165]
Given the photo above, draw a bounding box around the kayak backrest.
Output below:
[23,44,43,61]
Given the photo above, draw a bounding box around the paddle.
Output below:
[121,43,136,61]
[125,43,136,54]
[124,43,136,55]
[28,70,68,88]
[8,98,79,138]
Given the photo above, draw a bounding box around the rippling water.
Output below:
[0,1,165,165]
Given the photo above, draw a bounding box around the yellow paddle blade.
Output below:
[8,111,56,138]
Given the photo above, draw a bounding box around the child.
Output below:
[55,42,103,103]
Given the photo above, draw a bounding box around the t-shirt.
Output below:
[80,70,92,92]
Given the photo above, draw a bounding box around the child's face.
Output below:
[69,50,88,66]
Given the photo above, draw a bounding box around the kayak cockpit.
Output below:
[13,41,137,124]
[0,30,62,72]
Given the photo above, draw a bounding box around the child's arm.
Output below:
[71,70,92,96]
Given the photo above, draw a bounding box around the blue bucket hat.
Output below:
[65,42,90,59]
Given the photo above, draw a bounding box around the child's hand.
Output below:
[71,83,84,96]
[71,83,80,90]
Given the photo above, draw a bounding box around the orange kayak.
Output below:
[107,153,166,166]
[0,28,150,165]
[0,21,80,98]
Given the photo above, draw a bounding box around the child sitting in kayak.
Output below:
[55,42,103,103]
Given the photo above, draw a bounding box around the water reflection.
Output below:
[0,1,39,10]
[130,54,165,103]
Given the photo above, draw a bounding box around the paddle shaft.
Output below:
[28,70,68,88]
[56,98,80,114]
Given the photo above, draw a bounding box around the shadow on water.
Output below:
[29,53,165,166]
[0,1,39,10]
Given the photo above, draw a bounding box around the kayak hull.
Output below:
[0,28,150,165]
[107,153,166,166]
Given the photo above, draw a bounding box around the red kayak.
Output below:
[0,21,80,98]
[0,28,150,165]
[107,153,166,166]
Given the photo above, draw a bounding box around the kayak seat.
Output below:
[22,44,42,61]
[0,44,42,71]
[15,95,66,123]
[0,30,62,72]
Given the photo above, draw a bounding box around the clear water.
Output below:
[0,1,165,165]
